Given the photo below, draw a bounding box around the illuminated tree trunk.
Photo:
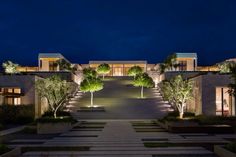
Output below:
[90,92,94,107]
[103,74,105,80]
[141,86,144,98]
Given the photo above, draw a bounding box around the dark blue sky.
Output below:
[0,0,235,65]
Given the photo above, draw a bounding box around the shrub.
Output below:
[0,144,11,155]
[37,116,77,123]
[225,142,236,153]
[42,111,71,117]
[0,105,34,124]
[196,115,236,125]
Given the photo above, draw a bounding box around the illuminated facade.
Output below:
[175,53,197,71]
[189,73,235,116]
[89,61,147,76]
[38,53,69,71]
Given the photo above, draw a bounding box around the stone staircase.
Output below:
[21,120,217,157]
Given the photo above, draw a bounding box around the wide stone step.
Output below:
[22,149,213,156]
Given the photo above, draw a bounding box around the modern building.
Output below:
[175,53,198,71]
[89,61,147,76]
[38,53,70,71]
[0,75,48,118]
[188,73,235,116]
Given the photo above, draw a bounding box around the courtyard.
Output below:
[71,77,170,120]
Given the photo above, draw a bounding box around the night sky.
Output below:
[0,0,236,66]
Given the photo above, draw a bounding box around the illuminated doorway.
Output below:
[216,87,235,116]
[113,67,123,76]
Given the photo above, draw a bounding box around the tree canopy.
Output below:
[128,66,143,78]
[159,53,178,73]
[217,61,236,73]
[160,75,193,118]
[133,73,154,98]
[36,75,73,118]
[96,63,111,79]
[80,77,103,107]
[83,67,97,79]
[56,59,77,73]
[2,61,19,74]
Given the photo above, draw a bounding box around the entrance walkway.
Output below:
[22,120,217,157]
[70,77,171,119]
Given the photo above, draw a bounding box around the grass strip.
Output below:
[21,146,90,153]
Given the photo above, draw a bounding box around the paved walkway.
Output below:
[0,125,25,136]
[71,77,172,119]
[21,120,218,157]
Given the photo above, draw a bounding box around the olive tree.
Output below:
[97,63,111,80]
[128,66,143,78]
[160,75,193,119]
[2,61,19,74]
[36,75,73,118]
[133,73,154,98]
[83,67,97,79]
[80,77,103,107]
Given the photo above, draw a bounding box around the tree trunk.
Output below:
[53,109,57,118]
[179,104,184,119]
[141,86,144,98]
[102,74,105,80]
[90,92,94,107]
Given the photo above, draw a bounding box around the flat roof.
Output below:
[175,53,197,59]
[89,60,147,64]
[38,53,64,59]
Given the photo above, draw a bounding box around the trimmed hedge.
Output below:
[37,116,77,123]
[42,111,71,117]
[225,142,236,153]
[0,105,34,124]
[0,144,11,155]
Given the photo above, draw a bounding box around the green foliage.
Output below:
[217,61,235,73]
[42,111,71,117]
[133,73,154,88]
[159,53,177,73]
[36,75,73,118]
[2,60,19,74]
[36,116,76,123]
[228,64,236,97]
[128,66,143,78]
[0,105,34,124]
[83,67,97,78]
[133,73,154,98]
[80,77,104,106]
[160,75,193,118]
[96,63,111,79]
[0,144,11,155]
[80,77,103,93]
[225,142,236,153]
[56,59,77,73]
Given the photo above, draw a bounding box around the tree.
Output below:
[160,75,193,119]
[56,59,77,73]
[36,75,72,118]
[96,63,111,80]
[133,73,154,98]
[217,61,235,73]
[128,66,143,78]
[83,67,97,79]
[80,77,103,107]
[228,63,236,110]
[159,53,177,73]
[2,61,19,74]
